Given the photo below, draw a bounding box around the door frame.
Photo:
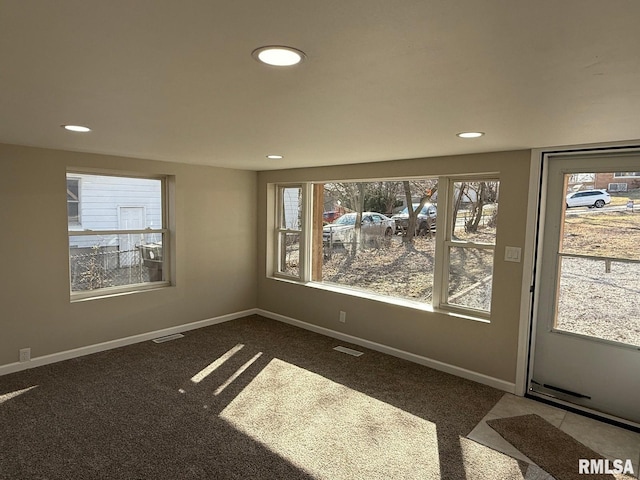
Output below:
[515,140,640,429]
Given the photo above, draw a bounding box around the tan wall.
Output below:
[257,150,531,383]
[0,143,258,367]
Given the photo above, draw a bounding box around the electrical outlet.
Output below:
[339,311,346,323]
[19,348,31,363]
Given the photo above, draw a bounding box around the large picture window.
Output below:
[67,172,169,299]
[273,176,499,317]
[318,179,438,303]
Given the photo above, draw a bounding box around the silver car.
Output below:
[391,203,437,235]
[323,212,395,246]
[565,189,611,209]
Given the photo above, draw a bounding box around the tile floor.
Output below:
[468,394,640,479]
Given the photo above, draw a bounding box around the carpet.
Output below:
[0,315,535,479]
[487,414,633,480]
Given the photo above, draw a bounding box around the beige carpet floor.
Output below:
[0,314,551,479]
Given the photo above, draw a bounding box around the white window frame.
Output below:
[67,170,171,301]
[435,176,498,318]
[270,175,499,320]
[273,184,310,281]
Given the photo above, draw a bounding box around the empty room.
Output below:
[1,1,639,479]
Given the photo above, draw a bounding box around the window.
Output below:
[441,179,499,314]
[272,176,499,318]
[275,185,305,280]
[67,172,169,299]
[318,179,438,303]
[67,177,80,224]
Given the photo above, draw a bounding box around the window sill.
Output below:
[267,276,490,324]
[70,282,172,303]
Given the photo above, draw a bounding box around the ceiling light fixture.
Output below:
[266,154,284,159]
[252,46,306,66]
[457,131,484,138]
[62,125,91,133]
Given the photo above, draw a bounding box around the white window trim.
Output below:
[436,176,497,318]
[273,184,308,281]
[269,175,499,320]
[67,170,171,301]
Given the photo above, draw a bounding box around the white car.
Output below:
[323,212,395,246]
[565,189,611,209]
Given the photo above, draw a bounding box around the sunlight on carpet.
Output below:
[0,385,38,405]
[190,343,244,384]
[220,358,441,480]
[214,352,263,396]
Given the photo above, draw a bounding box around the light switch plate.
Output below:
[505,246,522,262]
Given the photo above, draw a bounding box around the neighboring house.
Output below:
[282,187,301,230]
[594,172,640,192]
[67,173,162,250]
[66,174,163,289]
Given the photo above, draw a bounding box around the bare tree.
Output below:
[451,181,499,235]
[352,183,365,253]
[365,181,403,214]
[402,180,437,244]
[324,182,368,253]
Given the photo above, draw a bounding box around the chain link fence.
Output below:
[70,246,152,292]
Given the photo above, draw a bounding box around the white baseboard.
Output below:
[2,307,516,394]
[257,309,516,394]
[0,309,258,377]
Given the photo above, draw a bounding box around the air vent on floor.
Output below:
[333,346,364,357]
[152,333,185,344]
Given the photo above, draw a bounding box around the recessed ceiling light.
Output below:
[252,46,305,66]
[266,154,284,159]
[62,125,91,133]
[457,131,484,138]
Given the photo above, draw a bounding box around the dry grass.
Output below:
[322,238,437,303]
[319,209,640,347]
[321,227,496,311]
[562,210,640,260]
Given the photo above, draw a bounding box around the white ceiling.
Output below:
[1,1,639,171]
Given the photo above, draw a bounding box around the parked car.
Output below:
[323,212,394,246]
[565,189,611,209]
[391,203,437,235]
[322,210,343,223]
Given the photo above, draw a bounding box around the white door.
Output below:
[118,206,145,267]
[530,152,640,426]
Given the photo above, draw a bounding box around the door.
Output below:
[118,206,145,267]
[530,152,640,426]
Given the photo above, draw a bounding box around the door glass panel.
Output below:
[555,171,640,347]
[556,256,640,347]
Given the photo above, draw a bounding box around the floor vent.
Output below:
[152,333,185,344]
[333,346,364,357]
